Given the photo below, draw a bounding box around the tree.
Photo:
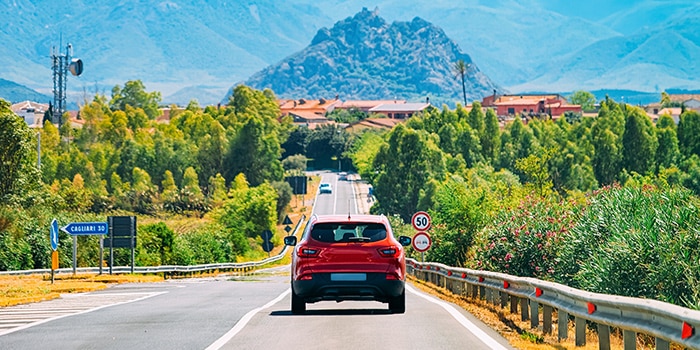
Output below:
[678,110,700,158]
[591,103,625,185]
[224,115,283,186]
[0,100,38,203]
[454,60,469,106]
[110,80,162,119]
[372,124,446,221]
[569,90,596,112]
[481,108,500,165]
[622,107,657,175]
[655,114,680,170]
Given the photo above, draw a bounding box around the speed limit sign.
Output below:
[412,231,432,252]
[411,211,431,231]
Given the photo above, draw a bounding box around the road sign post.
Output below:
[61,222,109,275]
[49,218,59,283]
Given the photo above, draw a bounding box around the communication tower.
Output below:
[50,43,83,127]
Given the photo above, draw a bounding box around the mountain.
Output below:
[240,8,501,107]
[0,1,698,106]
[513,6,700,93]
[0,79,51,104]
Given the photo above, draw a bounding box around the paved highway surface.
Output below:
[0,172,515,350]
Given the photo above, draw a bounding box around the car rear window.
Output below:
[310,223,387,243]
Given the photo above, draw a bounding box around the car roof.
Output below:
[311,214,387,225]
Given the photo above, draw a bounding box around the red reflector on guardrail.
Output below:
[535,288,543,297]
[587,302,597,314]
[682,322,694,339]
[503,281,510,289]
[478,276,484,282]
[461,273,466,278]
[447,271,452,276]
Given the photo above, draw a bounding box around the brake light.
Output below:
[377,247,398,257]
[297,246,320,257]
[386,273,399,280]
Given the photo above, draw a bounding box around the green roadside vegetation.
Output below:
[3,83,700,315]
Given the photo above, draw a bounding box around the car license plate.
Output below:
[330,273,366,281]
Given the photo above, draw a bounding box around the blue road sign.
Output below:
[50,218,59,250]
[61,222,108,235]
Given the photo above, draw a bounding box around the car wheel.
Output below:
[389,289,405,314]
[291,288,306,315]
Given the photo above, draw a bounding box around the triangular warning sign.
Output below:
[283,215,293,225]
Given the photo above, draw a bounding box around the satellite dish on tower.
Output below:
[69,58,83,76]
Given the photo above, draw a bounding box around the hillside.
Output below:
[514,10,700,93]
[239,8,501,107]
[0,79,51,104]
[0,1,698,106]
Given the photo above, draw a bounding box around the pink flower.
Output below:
[504,253,512,261]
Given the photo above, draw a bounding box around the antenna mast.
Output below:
[50,42,83,128]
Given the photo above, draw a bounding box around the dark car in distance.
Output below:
[284,214,412,314]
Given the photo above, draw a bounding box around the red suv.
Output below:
[284,214,412,314]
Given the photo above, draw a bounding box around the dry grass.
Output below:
[0,273,163,307]
[408,277,672,350]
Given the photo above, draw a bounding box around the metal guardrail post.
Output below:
[558,311,569,340]
[530,300,539,328]
[598,324,611,350]
[656,337,670,350]
[543,305,553,334]
[510,295,519,314]
[623,330,636,350]
[575,315,586,346]
[520,298,529,321]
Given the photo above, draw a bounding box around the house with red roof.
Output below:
[482,93,581,118]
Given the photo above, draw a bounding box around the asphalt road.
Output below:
[0,172,516,350]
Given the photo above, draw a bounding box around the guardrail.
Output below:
[0,214,306,278]
[407,259,700,350]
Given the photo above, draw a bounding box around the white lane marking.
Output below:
[0,292,167,337]
[406,285,509,350]
[349,175,359,214]
[333,175,338,214]
[206,288,290,350]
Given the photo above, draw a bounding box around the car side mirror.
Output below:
[398,235,411,247]
[284,236,297,246]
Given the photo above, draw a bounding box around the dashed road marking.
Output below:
[0,291,166,337]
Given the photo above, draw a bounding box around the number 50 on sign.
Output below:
[411,211,431,231]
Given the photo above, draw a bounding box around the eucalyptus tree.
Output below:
[0,100,39,203]
[591,102,625,185]
[371,124,446,222]
[655,114,680,170]
[481,108,500,165]
[678,110,700,158]
[622,107,657,175]
[110,80,162,120]
[569,90,596,111]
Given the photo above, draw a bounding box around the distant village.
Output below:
[11,92,700,132]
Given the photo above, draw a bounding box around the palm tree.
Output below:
[454,60,470,106]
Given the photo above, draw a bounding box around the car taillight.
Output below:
[297,246,320,257]
[386,273,400,280]
[377,247,398,257]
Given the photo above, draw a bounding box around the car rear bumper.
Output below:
[293,273,404,303]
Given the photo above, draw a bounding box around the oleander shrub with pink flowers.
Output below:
[471,184,700,309]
